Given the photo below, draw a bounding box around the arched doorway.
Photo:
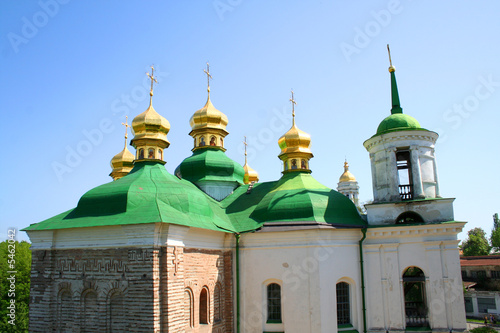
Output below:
[403,267,428,327]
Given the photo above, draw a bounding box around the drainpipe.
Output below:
[235,233,241,333]
[359,228,367,333]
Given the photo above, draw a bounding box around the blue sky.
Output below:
[1,0,499,242]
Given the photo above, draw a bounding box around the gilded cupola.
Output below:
[130,66,170,164]
[243,136,259,184]
[278,91,313,173]
[189,63,229,151]
[339,160,357,182]
[110,116,135,181]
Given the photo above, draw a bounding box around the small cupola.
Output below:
[130,66,170,164]
[189,63,229,151]
[243,136,259,184]
[109,116,135,180]
[277,90,313,173]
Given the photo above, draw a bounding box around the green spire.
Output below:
[387,44,403,114]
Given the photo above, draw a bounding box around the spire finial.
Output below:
[204,62,213,95]
[243,136,248,164]
[290,89,297,125]
[387,44,395,72]
[121,116,131,148]
[147,65,158,106]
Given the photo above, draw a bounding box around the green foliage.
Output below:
[491,213,500,253]
[0,239,31,332]
[462,227,491,256]
[470,327,497,333]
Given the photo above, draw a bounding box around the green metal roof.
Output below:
[23,161,236,233]
[175,147,244,184]
[376,113,423,135]
[24,162,365,233]
[248,172,365,226]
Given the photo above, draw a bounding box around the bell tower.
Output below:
[363,46,454,225]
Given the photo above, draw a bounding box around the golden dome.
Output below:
[189,95,229,134]
[278,118,312,156]
[243,162,259,184]
[339,161,357,182]
[131,101,171,143]
[109,145,134,181]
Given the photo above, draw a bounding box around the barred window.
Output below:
[267,283,282,323]
[492,271,500,279]
[336,282,350,325]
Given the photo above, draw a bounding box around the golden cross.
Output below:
[243,136,248,163]
[204,62,213,93]
[387,44,395,72]
[290,89,297,119]
[147,65,158,96]
[121,116,131,147]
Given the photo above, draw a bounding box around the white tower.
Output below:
[337,160,360,209]
[363,48,454,225]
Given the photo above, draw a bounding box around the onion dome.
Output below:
[110,116,135,181]
[278,91,313,173]
[243,137,259,184]
[130,66,170,163]
[175,148,244,201]
[189,63,228,151]
[339,160,357,182]
[374,45,426,137]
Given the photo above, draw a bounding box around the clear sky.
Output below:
[1,0,499,243]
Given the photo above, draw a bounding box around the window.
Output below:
[199,287,209,325]
[403,267,428,327]
[461,270,468,279]
[267,283,282,323]
[184,288,194,328]
[464,297,473,313]
[477,271,487,280]
[139,149,144,159]
[491,271,500,279]
[58,290,72,332]
[214,283,222,323]
[396,211,424,224]
[82,290,98,333]
[478,298,496,313]
[109,292,124,333]
[158,149,162,160]
[396,150,413,200]
[336,282,350,325]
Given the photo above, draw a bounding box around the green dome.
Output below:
[24,161,235,232]
[175,147,244,185]
[249,172,365,227]
[376,113,422,135]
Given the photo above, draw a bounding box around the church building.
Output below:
[24,50,467,333]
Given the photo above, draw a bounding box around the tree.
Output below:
[0,240,31,332]
[491,213,500,253]
[462,227,491,256]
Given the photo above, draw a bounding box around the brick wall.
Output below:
[28,246,233,332]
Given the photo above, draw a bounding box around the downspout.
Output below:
[235,233,241,333]
[359,228,367,333]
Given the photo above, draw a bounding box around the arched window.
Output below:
[267,283,282,323]
[148,148,155,159]
[199,136,206,147]
[184,288,194,328]
[396,212,424,224]
[58,290,72,332]
[82,290,98,333]
[109,292,124,333]
[139,149,144,159]
[336,282,350,325]
[158,149,163,160]
[214,283,222,322]
[199,287,209,325]
[210,136,216,146]
[403,267,428,327]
